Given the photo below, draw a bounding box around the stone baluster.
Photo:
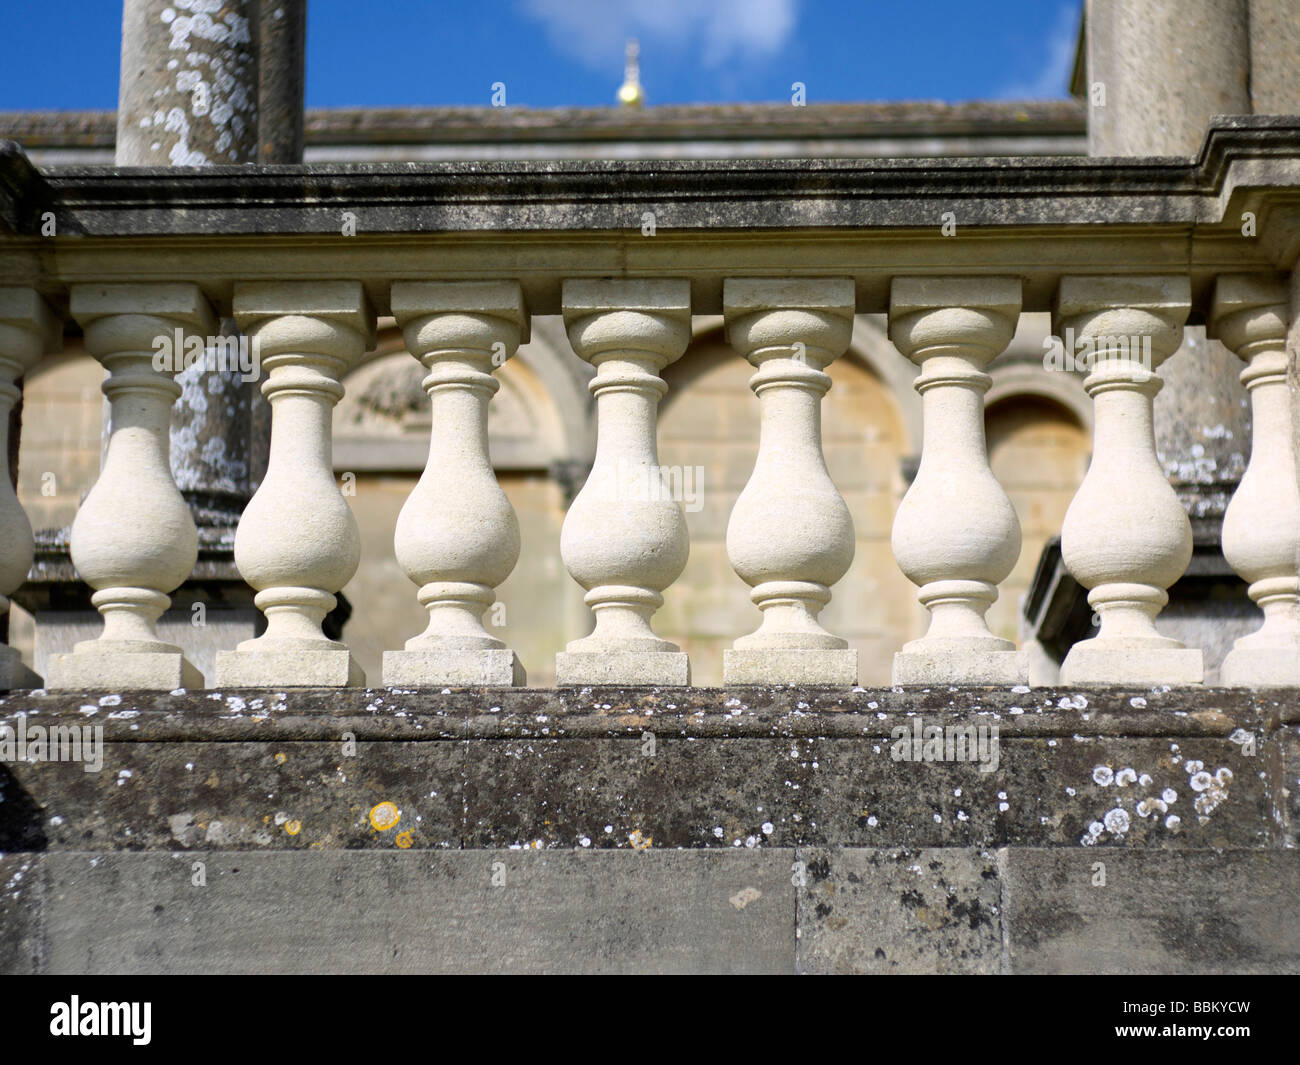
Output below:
[0,289,60,689]
[557,279,691,686]
[214,282,374,688]
[1054,275,1202,685]
[49,283,214,690]
[383,281,527,686]
[888,277,1028,685]
[722,278,857,685]
[1209,274,1300,686]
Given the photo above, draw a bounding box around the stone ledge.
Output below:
[5,847,1296,974]
[0,725,1278,854]
[0,685,1291,741]
[4,118,1297,240]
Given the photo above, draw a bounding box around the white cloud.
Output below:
[996,1,1082,100]
[518,0,798,72]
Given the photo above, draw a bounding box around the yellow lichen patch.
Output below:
[368,801,401,831]
[628,829,652,850]
[395,830,413,849]
[285,820,302,836]
[274,752,287,765]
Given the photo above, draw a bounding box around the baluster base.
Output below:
[556,651,689,687]
[723,648,857,686]
[1060,642,1203,686]
[892,647,1029,686]
[213,649,364,688]
[1220,645,1300,687]
[0,646,42,690]
[383,648,524,687]
[47,651,202,691]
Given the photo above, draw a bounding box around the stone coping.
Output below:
[0,117,1296,240]
[0,686,1291,741]
[0,101,1088,148]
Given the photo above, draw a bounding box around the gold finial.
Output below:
[618,39,644,108]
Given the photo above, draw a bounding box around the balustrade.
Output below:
[3,237,1296,691]
[213,281,374,688]
[0,288,58,689]
[48,283,214,691]
[888,277,1027,685]
[1053,276,1203,686]
[1210,274,1300,687]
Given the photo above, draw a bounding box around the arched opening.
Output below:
[985,394,1090,645]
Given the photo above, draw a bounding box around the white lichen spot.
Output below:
[1092,765,1114,786]
[1162,787,1178,804]
[1129,696,1147,709]
[1115,768,1137,787]
[1103,808,1130,834]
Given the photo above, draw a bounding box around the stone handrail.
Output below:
[1,118,1299,690]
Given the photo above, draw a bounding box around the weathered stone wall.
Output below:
[2,685,1296,973]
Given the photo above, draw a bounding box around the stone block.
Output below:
[46,651,202,692]
[556,651,689,687]
[1001,848,1300,974]
[29,849,795,975]
[723,648,857,686]
[382,649,524,687]
[893,648,1028,686]
[214,649,364,688]
[797,847,1001,974]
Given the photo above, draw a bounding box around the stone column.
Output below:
[889,277,1028,685]
[1249,0,1300,115]
[1085,0,1250,158]
[214,282,373,688]
[1210,274,1300,686]
[49,284,216,690]
[257,0,306,163]
[383,281,527,687]
[722,278,857,686]
[557,279,691,687]
[0,289,59,689]
[116,0,259,166]
[1054,275,1202,686]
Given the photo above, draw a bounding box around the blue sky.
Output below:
[0,0,1083,110]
